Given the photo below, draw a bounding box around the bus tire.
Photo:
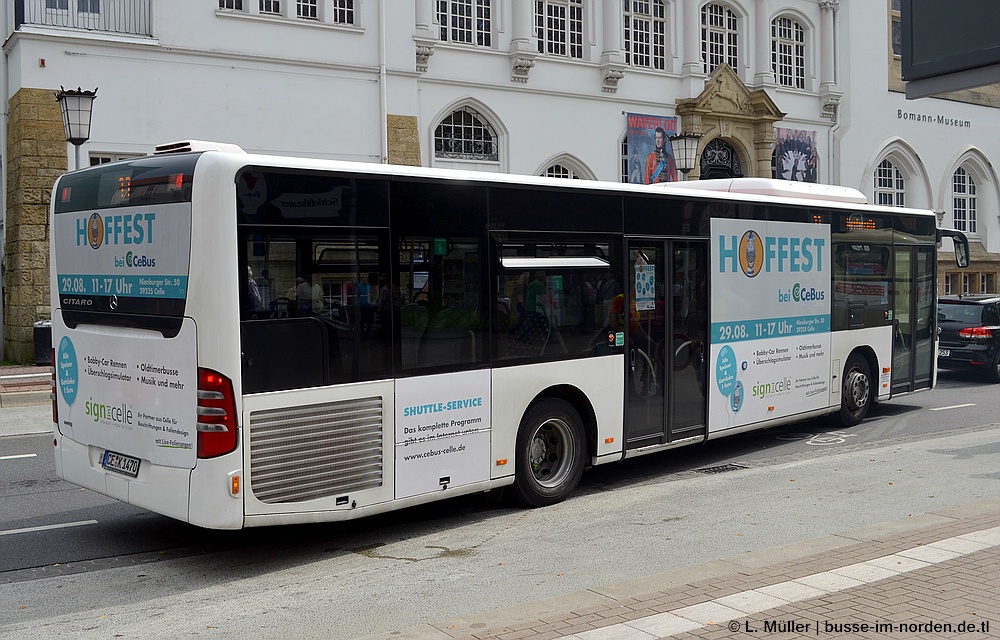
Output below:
[838,354,872,427]
[511,398,587,508]
[989,350,1000,383]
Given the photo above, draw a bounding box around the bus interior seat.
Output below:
[418,306,478,367]
[401,304,428,369]
[272,297,291,318]
[509,311,550,356]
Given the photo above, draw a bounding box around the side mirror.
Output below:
[937,228,970,268]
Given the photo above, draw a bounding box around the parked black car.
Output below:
[937,294,1000,382]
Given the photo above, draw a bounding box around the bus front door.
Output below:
[891,246,935,394]
[625,239,708,447]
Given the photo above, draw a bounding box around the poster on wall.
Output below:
[625,112,679,184]
[773,127,818,183]
[708,219,832,433]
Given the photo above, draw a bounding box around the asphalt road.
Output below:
[1,369,998,639]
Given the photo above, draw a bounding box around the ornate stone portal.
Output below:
[675,64,785,180]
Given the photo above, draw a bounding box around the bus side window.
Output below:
[241,317,331,393]
[398,237,483,370]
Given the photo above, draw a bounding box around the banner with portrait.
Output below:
[626,113,679,185]
[773,127,818,183]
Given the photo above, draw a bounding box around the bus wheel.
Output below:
[838,354,872,427]
[511,399,586,507]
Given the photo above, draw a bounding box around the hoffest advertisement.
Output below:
[709,219,832,432]
[52,202,198,468]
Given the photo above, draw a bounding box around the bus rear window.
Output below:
[52,155,198,335]
[54,154,198,214]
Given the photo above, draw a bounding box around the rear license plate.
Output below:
[102,450,140,478]
[938,348,950,358]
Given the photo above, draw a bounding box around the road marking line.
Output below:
[0,520,98,536]
[0,453,37,460]
[929,403,976,411]
[558,525,1000,640]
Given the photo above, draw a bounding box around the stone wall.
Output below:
[3,87,66,362]
[386,114,420,166]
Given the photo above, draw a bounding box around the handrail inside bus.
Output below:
[501,256,610,269]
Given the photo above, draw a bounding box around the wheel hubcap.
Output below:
[528,418,575,489]
[845,369,870,411]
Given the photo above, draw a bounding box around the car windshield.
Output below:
[939,303,985,323]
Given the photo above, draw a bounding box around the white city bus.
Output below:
[49,142,969,529]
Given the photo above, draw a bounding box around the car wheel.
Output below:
[990,350,1000,383]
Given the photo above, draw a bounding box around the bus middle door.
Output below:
[624,239,708,448]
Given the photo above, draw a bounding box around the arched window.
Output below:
[539,155,593,180]
[953,167,978,234]
[874,159,905,207]
[700,138,742,179]
[434,107,499,162]
[624,0,666,70]
[701,3,738,74]
[771,16,805,89]
[541,164,581,179]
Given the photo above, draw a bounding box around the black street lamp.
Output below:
[55,86,98,170]
[669,132,703,180]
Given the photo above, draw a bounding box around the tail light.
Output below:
[958,327,994,339]
[197,368,238,458]
[50,349,58,425]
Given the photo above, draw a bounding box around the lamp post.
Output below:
[669,132,702,180]
[55,86,98,171]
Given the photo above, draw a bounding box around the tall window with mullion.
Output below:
[771,16,804,89]
[953,167,978,234]
[535,0,583,59]
[438,0,492,46]
[331,0,354,24]
[624,0,666,70]
[874,159,904,207]
[701,2,738,73]
[297,0,317,19]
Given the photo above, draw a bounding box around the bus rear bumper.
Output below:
[55,435,191,523]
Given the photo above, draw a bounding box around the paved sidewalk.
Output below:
[367,499,1000,640]
[0,364,50,408]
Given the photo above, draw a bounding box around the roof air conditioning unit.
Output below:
[154,140,246,155]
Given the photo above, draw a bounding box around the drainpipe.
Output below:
[378,0,388,164]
